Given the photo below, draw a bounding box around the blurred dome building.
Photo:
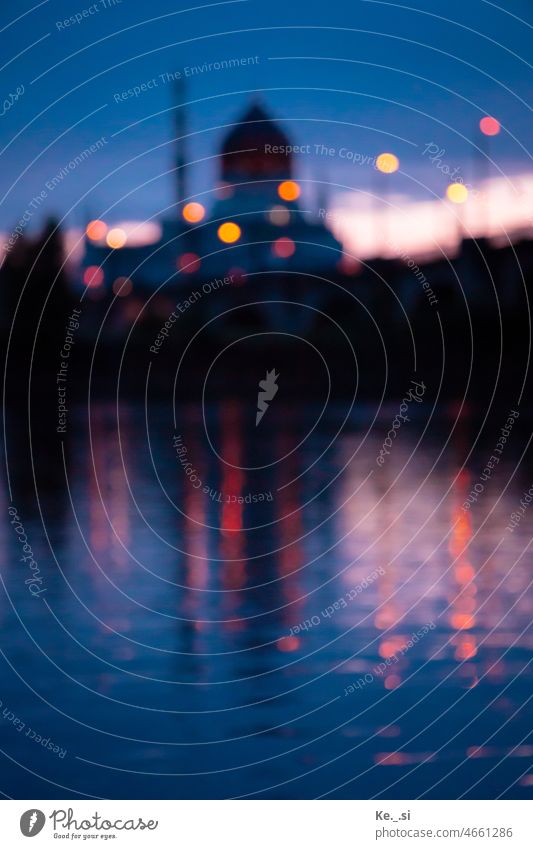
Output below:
[200,102,341,280]
[80,100,342,306]
[220,103,293,183]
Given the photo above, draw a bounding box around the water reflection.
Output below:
[1,401,532,799]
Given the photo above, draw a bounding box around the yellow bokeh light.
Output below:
[376,153,400,174]
[277,181,300,201]
[86,219,107,241]
[106,227,127,249]
[376,153,399,174]
[446,183,469,204]
[217,222,241,243]
[182,202,205,223]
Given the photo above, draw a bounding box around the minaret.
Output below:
[174,78,187,212]
[316,165,329,218]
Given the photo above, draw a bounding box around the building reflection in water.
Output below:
[0,400,531,799]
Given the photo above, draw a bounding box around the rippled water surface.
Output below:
[1,402,532,799]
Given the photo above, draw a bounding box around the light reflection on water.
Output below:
[1,401,532,799]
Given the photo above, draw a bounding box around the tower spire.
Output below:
[316,165,329,217]
[174,77,186,212]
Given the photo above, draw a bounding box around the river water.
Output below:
[1,401,532,799]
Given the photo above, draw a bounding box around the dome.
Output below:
[220,103,293,182]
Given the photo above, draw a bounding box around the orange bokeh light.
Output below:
[376,153,399,174]
[277,636,300,652]
[182,202,205,223]
[451,612,475,630]
[272,236,295,258]
[379,637,406,658]
[277,180,300,201]
[375,752,409,766]
[217,222,241,243]
[86,219,107,241]
[455,638,477,661]
[480,116,501,136]
[106,228,127,249]
[455,563,475,583]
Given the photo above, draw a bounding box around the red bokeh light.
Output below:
[479,116,501,136]
[228,267,246,285]
[83,265,104,287]
[112,276,132,297]
[272,236,295,258]
[177,253,201,273]
[338,254,362,275]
